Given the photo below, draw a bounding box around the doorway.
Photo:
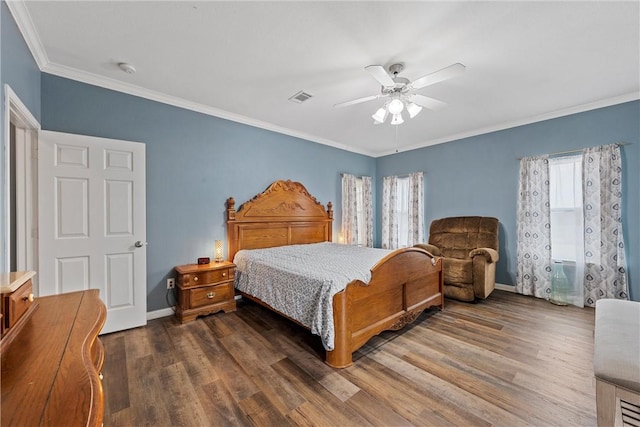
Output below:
[4,85,40,292]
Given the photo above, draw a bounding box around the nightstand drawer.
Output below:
[190,283,232,308]
[181,268,233,287]
[6,280,34,329]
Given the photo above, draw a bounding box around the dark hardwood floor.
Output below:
[101,290,597,426]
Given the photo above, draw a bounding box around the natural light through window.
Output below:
[549,155,583,262]
[396,177,410,247]
[355,178,366,246]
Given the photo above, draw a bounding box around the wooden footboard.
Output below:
[327,247,444,368]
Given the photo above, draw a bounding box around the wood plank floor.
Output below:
[101,290,597,426]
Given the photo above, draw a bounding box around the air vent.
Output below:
[289,91,313,103]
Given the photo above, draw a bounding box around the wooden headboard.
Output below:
[226,180,333,261]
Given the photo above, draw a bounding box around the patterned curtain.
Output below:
[341,173,358,245]
[362,176,374,247]
[516,155,552,298]
[381,175,398,249]
[407,172,424,246]
[582,144,628,306]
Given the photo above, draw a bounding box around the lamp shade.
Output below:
[372,107,388,124]
[406,102,423,118]
[387,98,404,115]
[214,240,224,262]
[390,113,404,125]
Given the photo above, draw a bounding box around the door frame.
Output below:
[3,85,40,282]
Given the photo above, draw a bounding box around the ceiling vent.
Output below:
[289,91,313,103]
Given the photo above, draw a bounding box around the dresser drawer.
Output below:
[189,283,233,308]
[180,267,234,287]
[6,280,34,329]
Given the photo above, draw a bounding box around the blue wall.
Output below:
[376,101,640,301]
[40,74,376,311]
[0,1,41,273]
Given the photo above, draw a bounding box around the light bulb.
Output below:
[372,107,388,124]
[406,102,423,118]
[387,98,404,115]
[390,113,404,125]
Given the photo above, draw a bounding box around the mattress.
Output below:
[233,242,391,350]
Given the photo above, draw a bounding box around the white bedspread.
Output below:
[233,242,391,351]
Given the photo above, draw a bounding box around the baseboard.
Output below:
[147,307,175,321]
[146,295,243,321]
[495,282,515,293]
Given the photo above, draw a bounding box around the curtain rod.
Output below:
[517,142,630,160]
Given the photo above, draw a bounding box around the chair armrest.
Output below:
[413,243,441,256]
[469,247,499,263]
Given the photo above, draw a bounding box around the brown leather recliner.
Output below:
[415,216,499,302]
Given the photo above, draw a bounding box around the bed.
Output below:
[226,180,444,368]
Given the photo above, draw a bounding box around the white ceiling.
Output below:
[9,1,640,157]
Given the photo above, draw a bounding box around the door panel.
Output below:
[56,177,89,237]
[56,256,89,293]
[105,180,133,235]
[39,130,146,334]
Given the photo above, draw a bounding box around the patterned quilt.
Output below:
[233,242,391,351]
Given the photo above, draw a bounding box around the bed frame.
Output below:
[226,180,444,368]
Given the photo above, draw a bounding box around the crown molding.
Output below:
[5,0,49,68]
[376,91,640,157]
[40,61,376,157]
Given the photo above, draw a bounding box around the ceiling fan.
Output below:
[334,62,465,125]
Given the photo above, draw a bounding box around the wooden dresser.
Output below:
[175,261,236,323]
[1,289,107,427]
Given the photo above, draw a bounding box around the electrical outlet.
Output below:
[167,278,175,289]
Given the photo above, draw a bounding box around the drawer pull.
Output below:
[222,273,226,277]
[22,294,34,302]
[193,276,199,282]
[206,292,216,299]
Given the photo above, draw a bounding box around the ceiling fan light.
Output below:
[390,113,404,125]
[387,98,404,115]
[406,102,423,118]
[372,107,388,124]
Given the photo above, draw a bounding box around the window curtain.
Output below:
[407,172,424,246]
[582,144,628,306]
[341,173,358,245]
[361,176,374,247]
[516,155,552,298]
[381,173,424,249]
[381,175,398,249]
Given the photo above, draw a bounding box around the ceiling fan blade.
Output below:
[364,65,396,88]
[410,94,448,111]
[410,63,466,90]
[334,94,384,108]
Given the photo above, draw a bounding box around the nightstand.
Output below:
[174,261,236,323]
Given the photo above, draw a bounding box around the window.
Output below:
[396,177,410,248]
[381,172,424,249]
[354,178,366,246]
[549,155,583,262]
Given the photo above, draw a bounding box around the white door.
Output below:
[38,130,146,334]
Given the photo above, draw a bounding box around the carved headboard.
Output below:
[226,180,333,261]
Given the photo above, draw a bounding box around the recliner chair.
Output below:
[415,216,499,302]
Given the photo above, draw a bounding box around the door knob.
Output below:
[134,241,147,248]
